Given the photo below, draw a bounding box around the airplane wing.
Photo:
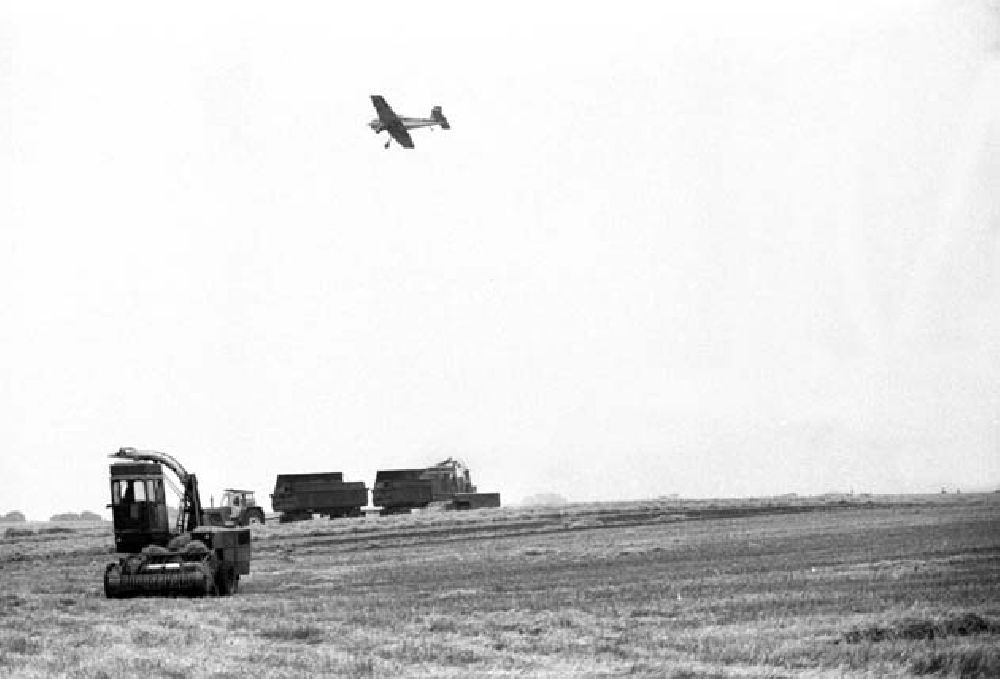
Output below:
[371,95,398,123]
[387,126,415,148]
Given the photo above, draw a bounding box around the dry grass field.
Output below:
[1,494,997,677]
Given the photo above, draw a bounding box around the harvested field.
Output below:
[1,494,997,677]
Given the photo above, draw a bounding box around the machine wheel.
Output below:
[197,562,218,597]
[103,563,121,599]
[216,565,237,596]
[245,509,265,526]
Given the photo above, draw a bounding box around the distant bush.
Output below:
[49,511,106,522]
[49,512,81,522]
[1,511,26,522]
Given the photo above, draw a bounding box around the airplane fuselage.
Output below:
[368,117,443,134]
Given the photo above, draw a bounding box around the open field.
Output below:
[1,494,998,677]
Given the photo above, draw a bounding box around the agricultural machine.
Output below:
[270,472,368,522]
[205,489,266,526]
[104,447,251,598]
[373,457,501,515]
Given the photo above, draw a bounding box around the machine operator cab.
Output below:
[108,462,171,553]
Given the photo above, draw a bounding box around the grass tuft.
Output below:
[258,624,326,644]
[3,528,34,539]
[908,646,1000,677]
[842,613,1000,644]
[0,594,25,610]
[426,617,459,633]
[1,636,40,655]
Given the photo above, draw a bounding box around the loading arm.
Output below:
[110,446,204,534]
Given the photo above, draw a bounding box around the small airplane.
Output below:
[368,95,450,149]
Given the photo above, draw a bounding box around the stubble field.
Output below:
[1,494,997,677]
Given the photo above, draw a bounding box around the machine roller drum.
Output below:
[104,550,218,598]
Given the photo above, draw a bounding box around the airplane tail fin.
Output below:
[431,106,450,129]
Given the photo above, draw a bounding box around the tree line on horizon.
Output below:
[1,510,105,522]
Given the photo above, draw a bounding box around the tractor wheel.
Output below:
[247,509,264,526]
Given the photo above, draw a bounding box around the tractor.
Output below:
[205,489,266,526]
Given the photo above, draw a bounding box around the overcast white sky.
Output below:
[2,1,998,520]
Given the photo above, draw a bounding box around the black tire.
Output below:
[215,565,235,596]
[104,563,121,599]
[279,510,308,523]
[196,562,217,597]
[243,509,264,526]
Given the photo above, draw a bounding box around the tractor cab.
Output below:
[108,462,171,553]
[222,489,257,511]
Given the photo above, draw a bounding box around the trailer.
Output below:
[373,458,500,515]
[270,472,368,522]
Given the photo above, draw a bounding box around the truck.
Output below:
[372,457,501,515]
[270,472,368,522]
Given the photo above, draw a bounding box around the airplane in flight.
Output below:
[368,95,450,149]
